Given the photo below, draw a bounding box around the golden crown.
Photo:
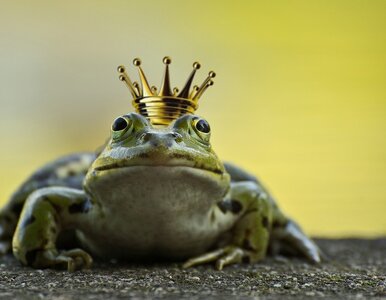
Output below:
[117,56,215,126]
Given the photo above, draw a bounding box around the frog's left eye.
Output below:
[195,119,210,133]
[111,116,132,140]
[192,118,211,143]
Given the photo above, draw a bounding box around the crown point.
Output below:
[133,58,141,66]
[117,65,125,73]
[209,71,216,78]
[163,56,172,64]
[118,75,125,81]
[193,62,201,69]
[209,80,214,86]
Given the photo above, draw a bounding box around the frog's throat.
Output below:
[85,165,231,205]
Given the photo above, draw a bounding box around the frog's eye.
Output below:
[192,118,211,143]
[111,116,132,140]
[195,119,210,133]
[112,117,129,132]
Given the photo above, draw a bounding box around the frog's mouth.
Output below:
[94,161,224,175]
[93,150,225,175]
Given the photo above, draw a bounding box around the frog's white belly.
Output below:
[79,166,236,260]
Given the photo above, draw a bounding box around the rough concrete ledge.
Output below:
[0,238,385,299]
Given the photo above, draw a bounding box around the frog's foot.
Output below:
[29,248,93,272]
[183,246,251,270]
[12,187,94,270]
[271,221,323,264]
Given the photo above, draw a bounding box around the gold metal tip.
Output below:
[133,82,141,95]
[118,57,215,126]
[189,85,199,98]
[193,62,201,69]
[133,58,141,66]
[163,56,172,64]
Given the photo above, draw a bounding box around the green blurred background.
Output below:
[0,0,385,236]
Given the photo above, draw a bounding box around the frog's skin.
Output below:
[0,113,322,271]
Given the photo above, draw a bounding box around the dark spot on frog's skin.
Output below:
[210,211,216,223]
[25,249,39,266]
[64,176,84,190]
[50,225,57,235]
[230,200,242,213]
[217,201,227,213]
[20,215,36,229]
[272,219,289,229]
[68,199,92,214]
[262,217,269,228]
[11,203,24,215]
[67,170,77,176]
[242,229,256,251]
[32,170,54,182]
[41,196,62,215]
[3,214,14,223]
[242,256,251,263]
[217,199,242,214]
[242,238,256,251]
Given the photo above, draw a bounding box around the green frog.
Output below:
[0,57,322,271]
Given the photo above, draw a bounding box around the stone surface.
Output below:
[0,238,385,299]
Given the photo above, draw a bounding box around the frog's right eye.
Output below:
[112,117,129,132]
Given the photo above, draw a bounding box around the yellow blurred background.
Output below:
[0,0,385,237]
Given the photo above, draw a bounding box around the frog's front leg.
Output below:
[12,187,93,271]
[183,181,272,270]
[0,152,95,255]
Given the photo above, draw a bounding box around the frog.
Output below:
[0,56,322,271]
[0,112,322,271]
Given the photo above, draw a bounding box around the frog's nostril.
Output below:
[171,132,183,142]
[139,132,152,143]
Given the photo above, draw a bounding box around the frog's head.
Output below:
[91,112,225,173]
[84,113,230,207]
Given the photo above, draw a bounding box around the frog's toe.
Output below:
[28,248,93,271]
[272,221,323,264]
[59,249,93,271]
[182,248,225,269]
[183,246,247,270]
[215,247,245,270]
